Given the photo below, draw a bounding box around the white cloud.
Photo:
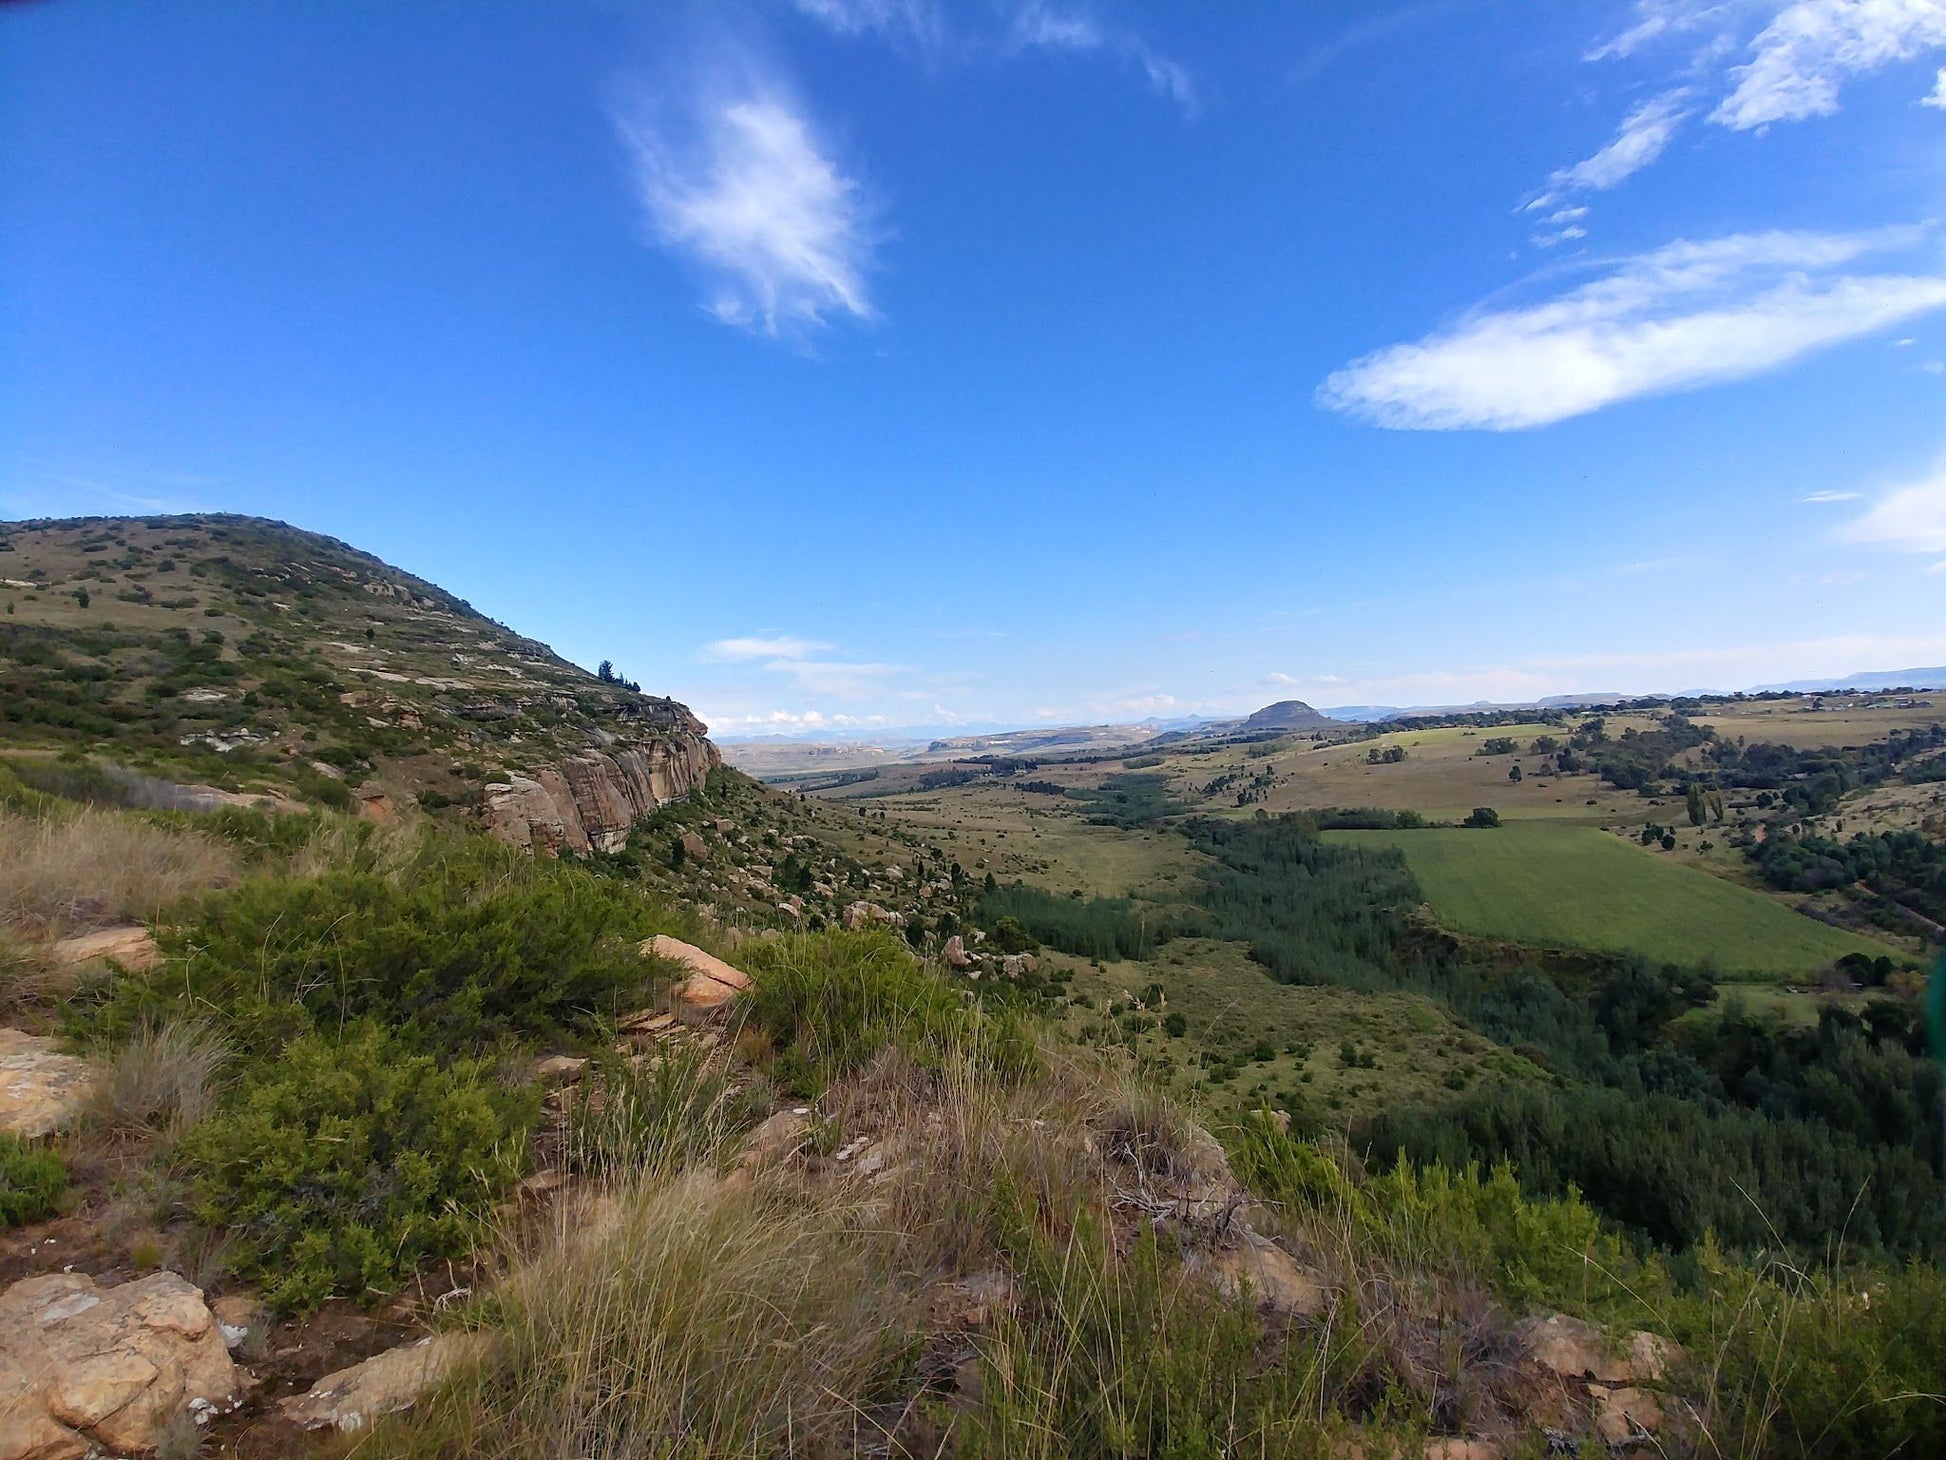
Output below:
[616,92,878,334]
[1715,0,1946,129]
[1006,4,1198,111]
[1926,64,1946,103]
[1319,229,1946,430]
[701,635,832,662]
[1843,459,1946,551]
[1548,90,1694,196]
[1009,3,1104,51]
[1802,488,1864,500]
[789,0,945,51]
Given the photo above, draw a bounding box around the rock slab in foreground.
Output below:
[642,935,751,1009]
[0,1271,242,1459]
[279,1332,496,1433]
[0,1029,93,1139]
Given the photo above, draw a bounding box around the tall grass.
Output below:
[87,1019,232,1136]
[384,1172,917,1459]
[0,802,236,935]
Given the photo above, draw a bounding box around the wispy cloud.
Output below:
[1714,0,1946,129]
[701,635,833,662]
[615,86,878,335]
[794,0,1196,112]
[700,633,899,698]
[1925,65,1946,105]
[1802,488,1863,501]
[1006,3,1199,112]
[1544,90,1693,198]
[1843,459,1946,552]
[1319,229,1946,430]
[788,0,945,53]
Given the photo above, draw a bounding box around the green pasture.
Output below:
[1328,822,1885,978]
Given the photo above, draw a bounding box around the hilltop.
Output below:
[0,514,716,843]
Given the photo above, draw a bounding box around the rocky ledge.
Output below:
[482,722,719,856]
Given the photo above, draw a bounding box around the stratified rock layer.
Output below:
[482,732,719,856]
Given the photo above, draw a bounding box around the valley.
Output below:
[1,516,1942,1459]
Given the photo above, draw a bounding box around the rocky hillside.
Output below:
[0,514,716,843]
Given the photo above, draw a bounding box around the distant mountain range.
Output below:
[717,667,1946,778]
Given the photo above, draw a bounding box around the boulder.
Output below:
[736,1108,815,1170]
[1000,954,1038,978]
[678,830,709,864]
[47,928,160,973]
[1201,1231,1327,1319]
[1590,1384,1663,1444]
[940,936,973,970]
[1517,1313,1631,1385]
[842,901,903,931]
[1627,1330,1678,1384]
[0,1271,242,1457]
[641,935,750,1009]
[0,1030,92,1139]
[279,1332,496,1433]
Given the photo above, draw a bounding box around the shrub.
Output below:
[89,837,663,1055]
[179,1024,537,1312]
[0,1133,68,1227]
[734,930,1032,1091]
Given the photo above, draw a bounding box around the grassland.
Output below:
[1051,938,1540,1124]
[1328,823,1885,976]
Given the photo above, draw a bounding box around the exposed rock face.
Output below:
[47,928,161,973]
[0,1271,243,1458]
[0,1029,92,1139]
[279,1332,496,1433]
[482,731,719,855]
[642,935,750,1009]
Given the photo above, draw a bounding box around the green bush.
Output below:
[0,1133,68,1227]
[736,930,1028,1090]
[979,882,1155,960]
[179,1024,537,1312]
[86,836,663,1055]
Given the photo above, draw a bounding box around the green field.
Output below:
[1328,823,1885,977]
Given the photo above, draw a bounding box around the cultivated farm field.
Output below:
[1329,822,1887,976]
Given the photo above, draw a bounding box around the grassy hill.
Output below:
[0,514,706,815]
[1328,822,1884,976]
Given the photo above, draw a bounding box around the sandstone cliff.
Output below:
[482,724,720,855]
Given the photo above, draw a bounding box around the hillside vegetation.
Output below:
[2,516,1943,1457]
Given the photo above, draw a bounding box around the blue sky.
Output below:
[5,0,1946,735]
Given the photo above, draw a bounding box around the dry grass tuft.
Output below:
[88,1020,232,1136]
[392,1171,915,1458]
[0,803,237,937]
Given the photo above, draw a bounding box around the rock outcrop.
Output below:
[47,929,161,973]
[279,1332,496,1433]
[0,1029,92,1139]
[482,730,719,856]
[642,935,751,1009]
[0,1271,243,1458]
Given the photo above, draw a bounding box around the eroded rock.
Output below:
[1517,1313,1632,1385]
[46,928,160,973]
[642,935,750,1009]
[1590,1384,1663,1444]
[0,1271,242,1457]
[1200,1231,1328,1319]
[278,1332,496,1433]
[482,733,719,856]
[0,1029,92,1139]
